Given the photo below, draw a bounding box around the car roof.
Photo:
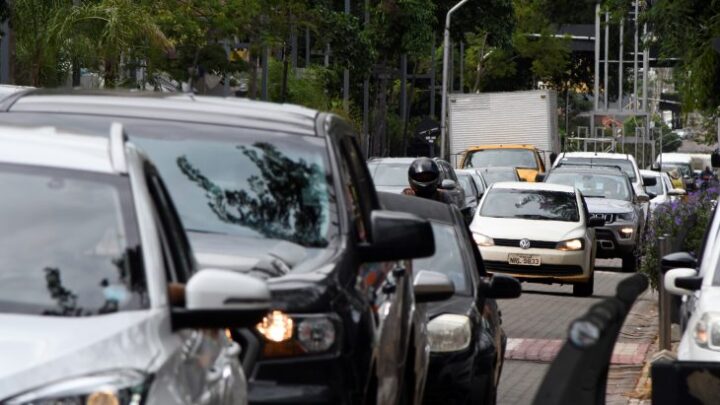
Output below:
[3,90,319,136]
[491,181,576,193]
[465,144,536,151]
[640,169,662,177]
[550,165,624,175]
[560,152,634,161]
[656,153,692,163]
[367,157,417,164]
[0,125,116,173]
[378,192,455,225]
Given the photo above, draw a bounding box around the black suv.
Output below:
[0,91,454,404]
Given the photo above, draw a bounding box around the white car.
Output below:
[470,182,602,296]
[640,169,686,212]
[0,124,269,404]
[553,152,647,197]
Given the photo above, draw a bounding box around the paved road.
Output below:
[497,259,632,405]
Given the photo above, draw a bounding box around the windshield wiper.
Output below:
[584,195,606,198]
[513,214,556,220]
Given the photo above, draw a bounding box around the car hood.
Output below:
[0,311,167,400]
[471,216,585,241]
[585,198,635,214]
[374,185,407,194]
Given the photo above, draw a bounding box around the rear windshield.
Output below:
[480,189,580,222]
[546,172,631,201]
[557,157,636,182]
[367,162,409,187]
[464,149,537,169]
[0,164,146,316]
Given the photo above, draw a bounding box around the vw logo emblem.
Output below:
[519,239,531,249]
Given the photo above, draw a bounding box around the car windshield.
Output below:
[482,169,518,185]
[0,164,146,316]
[480,189,580,222]
[457,174,477,197]
[368,162,409,187]
[558,157,637,182]
[465,149,537,169]
[414,223,469,294]
[546,172,631,201]
[133,132,334,248]
[660,163,692,177]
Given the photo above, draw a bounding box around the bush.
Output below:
[639,187,719,289]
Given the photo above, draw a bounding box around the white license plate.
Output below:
[508,254,541,266]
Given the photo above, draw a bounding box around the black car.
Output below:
[0,91,456,404]
[456,171,482,222]
[379,192,521,405]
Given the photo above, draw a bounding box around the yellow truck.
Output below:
[459,144,550,182]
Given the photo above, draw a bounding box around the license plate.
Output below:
[508,254,541,266]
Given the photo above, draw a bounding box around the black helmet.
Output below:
[408,158,440,196]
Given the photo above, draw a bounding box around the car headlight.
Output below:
[619,227,634,238]
[473,232,494,247]
[427,314,472,353]
[257,312,341,358]
[616,212,635,222]
[694,313,720,350]
[556,238,584,251]
[6,370,150,405]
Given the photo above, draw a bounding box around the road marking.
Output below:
[505,338,650,365]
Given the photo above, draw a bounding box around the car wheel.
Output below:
[621,252,638,273]
[573,273,594,297]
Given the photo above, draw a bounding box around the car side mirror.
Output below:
[414,270,455,303]
[664,268,702,296]
[440,179,457,190]
[651,163,661,171]
[668,188,687,197]
[484,274,522,299]
[535,173,546,182]
[587,217,606,228]
[642,176,657,187]
[636,194,650,203]
[171,269,271,331]
[360,210,435,262]
[646,191,657,199]
[549,152,558,165]
[661,251,697,272]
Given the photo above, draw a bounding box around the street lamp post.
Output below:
[440,0,470,160]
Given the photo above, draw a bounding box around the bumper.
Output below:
[480,246,591,283]
[423,342,495,403]
[594,224,637,258]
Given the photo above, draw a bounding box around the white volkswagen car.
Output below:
[0,124,270,404]
[470,182,602,296]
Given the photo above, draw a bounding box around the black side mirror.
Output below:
[587,217,606,228]
[549,152,558,165]
[484,274,522,299]
[360,210,435,262]
[535,173,546,182]
[661,251,697,273]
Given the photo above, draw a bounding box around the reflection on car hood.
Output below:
[190,231,310,279]
[375,185,407,194]
[585,198,634,214]
[0,311,165,400]
[471,217,585,241]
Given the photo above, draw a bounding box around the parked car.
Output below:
[0,91,451,405]
[0,124,270,404]
[379,192,521,405]
[545,165,645,272]
[641,169,686,212]
[470,182,601,296]
[367,156,466,208]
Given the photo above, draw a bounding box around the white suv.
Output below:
[0,124,270,404]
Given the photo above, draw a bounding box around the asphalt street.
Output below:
[496,259,637,404]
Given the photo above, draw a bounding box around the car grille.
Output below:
[590,213,615,224]
[494,238,557,249]
[595,229,615,241]
[484,261,584,276]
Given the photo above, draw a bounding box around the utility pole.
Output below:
[441,0,470,160]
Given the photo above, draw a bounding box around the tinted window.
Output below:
[644,175,663,195]
[558,157,636,182]
[546,172,631,201]
[414,223,469,293]
[465,149,537,169]
[133,133,335,248]
[0,164,146,316]
[367,162,409,187]
[480,189,580,222]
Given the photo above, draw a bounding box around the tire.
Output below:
[621,252,638,273]
[573,273,594,297]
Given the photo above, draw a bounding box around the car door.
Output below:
[146,166,245,405]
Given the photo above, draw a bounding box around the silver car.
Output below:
[0,124,270,404]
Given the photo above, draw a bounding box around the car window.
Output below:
[546,172,631,201]
[660,163,692,177]
[0,163,147,316]
[414,222,469,294]
[481,169,518,185]
[457,173,477,197]
[558,157,637,182]
[132,130,336,248]
[442,162,459,182]
[480,188,580,222]
[464,149,538,169]
[367,162,409,187]
[645,175,663,195]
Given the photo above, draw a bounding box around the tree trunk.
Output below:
[72,58,81,87]
[104,59,116,88]
[281,41,290,102]
[402,62,418,155]
[372,60,389,157]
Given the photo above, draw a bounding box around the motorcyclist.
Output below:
[402,157,454,204]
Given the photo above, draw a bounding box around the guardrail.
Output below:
[532,273,649,405]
